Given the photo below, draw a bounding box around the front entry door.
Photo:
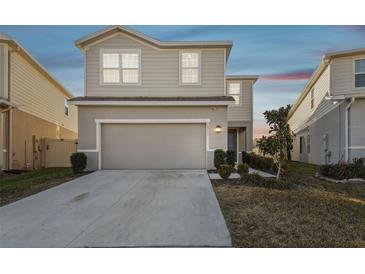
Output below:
[228,129,237,161]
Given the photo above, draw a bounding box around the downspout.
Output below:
[345,97,355,162]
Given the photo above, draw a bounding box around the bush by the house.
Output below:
[242,151,250,164]
[237,163,249,178]
[319,158,365,180]
[218,164,232,180]
[241,152,274,173]
[214,149,226,170]
[226,150,236,170]
[70,152,87,174]
[240,173,295,190]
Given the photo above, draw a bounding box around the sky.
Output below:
[1,25,364,138]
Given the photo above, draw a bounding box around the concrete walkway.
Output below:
[0,170,231,247]
[208,167,276,180]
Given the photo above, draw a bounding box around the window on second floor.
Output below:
[64,99,69,116]
[355,59,365,88]
[310,89,314,109]
[180,52,200,84]
[101,51,140,85]
[228,83,241,105]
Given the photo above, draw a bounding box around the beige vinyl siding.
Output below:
[331,54,365,96]
[0,44,8,99]
[85,33,225,97]
[227,79,253,121]
[289,65,331,132]
[10,52,77,133]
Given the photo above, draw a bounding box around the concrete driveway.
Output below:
[0,170,231,247]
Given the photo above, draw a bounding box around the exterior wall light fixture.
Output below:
[214,125,222,133]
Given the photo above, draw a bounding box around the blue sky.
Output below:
[1,25,364,137]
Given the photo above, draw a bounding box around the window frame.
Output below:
[299,136,304,154]
[179,50,201,85]
[64,98,69,116]
[100,49,142,86]
[227,82,241,106]
[354,58,365,89]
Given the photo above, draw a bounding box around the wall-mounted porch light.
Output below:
[214,125,222,133]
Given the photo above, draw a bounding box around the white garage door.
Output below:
[101,123,206,169]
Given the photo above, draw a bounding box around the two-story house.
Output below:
[69,26,258,170]
[289,48,365,165]
[0,33,78,171]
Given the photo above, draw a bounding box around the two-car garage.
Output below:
[101,123,207,169]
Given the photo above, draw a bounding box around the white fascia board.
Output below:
[68,101,234,106]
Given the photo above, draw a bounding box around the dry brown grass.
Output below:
[213,161,365,247]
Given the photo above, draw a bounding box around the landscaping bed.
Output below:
[212,161,365,247]
[0,168,90,206]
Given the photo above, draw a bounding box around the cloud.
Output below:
[261,69,314,81]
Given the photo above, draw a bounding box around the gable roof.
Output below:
[0,32,74,98]
[288,48,365,119]
[75,26,233,59]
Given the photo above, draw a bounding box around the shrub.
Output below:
[319,159,365,180]
[70,152,87,174]
[214,149,226,170]
[240,173,294,190]
[242,151,250,164]
[237,163,249,178]
[226,150,236,169]
[242,152,274,173]
[218,164,231,180]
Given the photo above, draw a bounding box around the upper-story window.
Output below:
[355,59,365,88]
[64,99,69,116]
[101,50,141,85]
[180,51,200,84]
[228,83,241,105]
[310,89,314,109]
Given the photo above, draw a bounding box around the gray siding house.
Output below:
[289,48,365,165]
[69,26,258,170]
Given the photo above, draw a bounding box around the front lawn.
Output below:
[213,161,365,247]
[0,168,88,206]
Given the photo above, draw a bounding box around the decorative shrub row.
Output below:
[240,173,295,190]
[214,149,236,170]
[319,158,365,180]
[241,151,275,173]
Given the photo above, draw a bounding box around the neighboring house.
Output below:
[69,26,258,170]
[288,48,365,165]
[0,33,78,171]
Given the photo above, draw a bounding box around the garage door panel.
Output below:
[101,124,206,169]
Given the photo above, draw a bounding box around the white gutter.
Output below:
[68,100,235,106]
[345,97,355,162]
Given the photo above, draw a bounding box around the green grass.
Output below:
[213,161,365,247]
[0,168,84,206]
[285,160,318,176]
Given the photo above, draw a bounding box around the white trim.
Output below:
[223,48,227,96]
[179,50,202,86]
[353,57,365,89]
[348,146,365,150]
[77,149,98,153]
[345,97,355,162]
[227,81,242,107]
[94,118,211,170]
[68,100,234,106]
[99,48,142,86]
